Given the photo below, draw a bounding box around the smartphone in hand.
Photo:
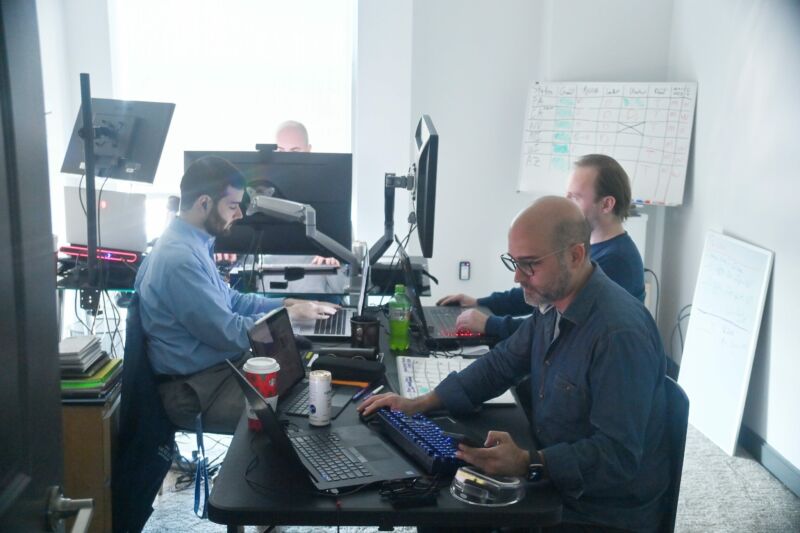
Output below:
[443,431,484,448]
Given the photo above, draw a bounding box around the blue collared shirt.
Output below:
[436,264,669,532]
[134,218,282,375]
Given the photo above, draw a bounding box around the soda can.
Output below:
[308,370,332,426]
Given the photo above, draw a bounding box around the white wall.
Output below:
[36,0,114,242]
[408,0,672,302]
[663,0,800,469]
[352,1,414,247]
[408,0,544,301]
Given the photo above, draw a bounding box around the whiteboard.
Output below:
[518,81,697,206]
[678,232,773,456]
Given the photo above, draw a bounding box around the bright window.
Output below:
[107,0,354,198]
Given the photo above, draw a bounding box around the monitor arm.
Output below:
[368,172,415,265]
[247,195,358,268]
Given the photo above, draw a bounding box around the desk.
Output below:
[208,331,562,530]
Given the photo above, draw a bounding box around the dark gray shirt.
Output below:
[436,264,668,532]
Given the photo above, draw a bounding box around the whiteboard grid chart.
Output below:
[518,82,697,206]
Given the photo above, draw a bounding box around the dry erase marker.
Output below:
[361,384,384,400]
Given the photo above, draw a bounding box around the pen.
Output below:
[353,383,384,401]
[361,385,384,400]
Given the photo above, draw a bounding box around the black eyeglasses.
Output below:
[500,245,575,276]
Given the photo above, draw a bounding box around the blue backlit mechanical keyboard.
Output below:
[371,409,465,475]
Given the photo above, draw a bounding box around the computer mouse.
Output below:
[358,409,378,424]
[441,300,461,306]
[294,335,313,351]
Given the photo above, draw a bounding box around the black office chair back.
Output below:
[662,376,689,533]
[113,293,177,532]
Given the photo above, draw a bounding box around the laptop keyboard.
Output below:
[424,307,480,338]
[314,309,349,335]
[290,433,371,482]
[283,387,310,416]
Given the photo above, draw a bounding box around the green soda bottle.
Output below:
[388,284,411,351]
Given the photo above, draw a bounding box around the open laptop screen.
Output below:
[248,308,305,397]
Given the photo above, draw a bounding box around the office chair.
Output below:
[113,293,177,532]
[661,376,690,533]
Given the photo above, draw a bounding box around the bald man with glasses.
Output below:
[360,196,669,532]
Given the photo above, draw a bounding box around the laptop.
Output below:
[64,185,148,252]
[395,240,496,347]
[227,360,420,491]
[292,252,370,339]
[248,307,359,418]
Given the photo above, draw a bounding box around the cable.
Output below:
[100,291,117,357]
[668,304,692,361]
[72,288,92,334]
[77,174,87,215]
[644,268,660,323]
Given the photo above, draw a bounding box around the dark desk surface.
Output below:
[209,331,562,529]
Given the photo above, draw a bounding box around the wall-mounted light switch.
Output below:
[459,261,471,280]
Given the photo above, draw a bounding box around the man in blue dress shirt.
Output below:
[438,154,645,340]
[135,156,337,433]
[360,197,669,532]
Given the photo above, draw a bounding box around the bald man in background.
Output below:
[275,120,311,152]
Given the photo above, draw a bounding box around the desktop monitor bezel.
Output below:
[411,115,438,259]
[61,98,175,184]
[183,150,353,255]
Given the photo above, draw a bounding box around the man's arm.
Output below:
[483,315,526,339]
[228,286,283,316]
[435,319,534,414]
[477,287,532,316]
[163,262,261,352]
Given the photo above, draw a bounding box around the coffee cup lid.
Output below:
[243,357,280,374]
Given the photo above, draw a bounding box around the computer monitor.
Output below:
[410,115,438,258]
[183,150,352,255]
[61,98,175,183]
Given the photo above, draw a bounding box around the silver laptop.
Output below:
[64,185,147,252]
[292,252,370,339]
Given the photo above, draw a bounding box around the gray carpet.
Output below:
[143,425,800,532]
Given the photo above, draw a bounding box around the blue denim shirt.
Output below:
[134,218,282,375]
[479,232,645,339]
[437,265,668,532]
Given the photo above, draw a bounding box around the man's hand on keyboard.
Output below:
[455,309,489,334]
[285,299,340,321]
[436,293,477,307]
[455,430,530,477]
[357,392,442,418]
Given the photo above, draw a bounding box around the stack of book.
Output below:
[59,335,123,402]
[60,336,104,375]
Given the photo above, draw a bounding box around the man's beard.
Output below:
[521,254,572,308]
[204,206,232,237]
